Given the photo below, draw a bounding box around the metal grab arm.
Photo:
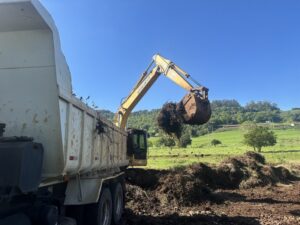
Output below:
[114,54,208,130]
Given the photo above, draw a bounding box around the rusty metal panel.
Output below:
[64,105,82,173]
[59,99,68,162]
[79,113,94,172]
[58,96,128,177]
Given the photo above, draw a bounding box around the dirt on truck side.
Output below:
[122,152,300,225]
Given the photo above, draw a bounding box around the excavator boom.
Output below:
[114,54,211,130]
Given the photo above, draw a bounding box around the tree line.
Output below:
[99,100,300,138]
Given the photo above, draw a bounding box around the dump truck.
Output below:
[0,1,211,225]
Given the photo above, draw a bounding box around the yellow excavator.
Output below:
[114,54,211,166]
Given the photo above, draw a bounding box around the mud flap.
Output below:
[64,177,102,205]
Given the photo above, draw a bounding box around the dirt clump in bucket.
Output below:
[157,102,183,139]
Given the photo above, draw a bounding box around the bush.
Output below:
[211,139,222,146]
[179,133,192,148]
[147,140,153,147]
[244,126,277,152]
[240,121,257,131]
[157,136,176,149]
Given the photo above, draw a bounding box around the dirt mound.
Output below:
[126,168,221,208]
[156,172,221,207]
[126,168,161,189]
[157,103,183,138]
[244,151,266,164]
[126,152,297,209]
[126,184,160,213]
[218,152,296,189]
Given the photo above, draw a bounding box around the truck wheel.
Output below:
[0,213,31,225]
[112,182,124,225]
[86,188,112,225]
[65,205,84,225]
[60,217,77,225]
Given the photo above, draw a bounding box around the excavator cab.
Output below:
[127,129,148,166]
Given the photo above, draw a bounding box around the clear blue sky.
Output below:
[40,0,300,111]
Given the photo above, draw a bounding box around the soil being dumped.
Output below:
[124,152,300,225]
[157,102,183,139]
[157,93,211,139]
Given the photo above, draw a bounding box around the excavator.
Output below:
[114,54,212,166]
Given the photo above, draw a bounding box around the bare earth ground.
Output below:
[123,181,300,225]
[122,154,300,225]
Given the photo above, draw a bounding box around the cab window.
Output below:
[139,134,146,150]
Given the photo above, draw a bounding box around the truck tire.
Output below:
[0,213,31,225]
[112,182,124,225]
[86,188,112,225]
[65,205,84,225]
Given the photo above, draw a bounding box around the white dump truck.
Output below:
[0,1,211,225]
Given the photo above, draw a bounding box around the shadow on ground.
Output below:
[123,209,260,225]
[290,210,300,217]
[219,191,300,205]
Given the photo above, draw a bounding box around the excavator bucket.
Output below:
[177,92,211,125]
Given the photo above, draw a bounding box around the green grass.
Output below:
[146,127,300,169]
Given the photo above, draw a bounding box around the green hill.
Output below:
[147,127,300,169]
[99,100,300,137]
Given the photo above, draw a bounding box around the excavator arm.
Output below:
[114,54,210,130]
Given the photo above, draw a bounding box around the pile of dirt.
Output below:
[124,182,300,225]
[126,168,221,209]
[182,152,296,190]
[126,184,161,214]
[155,171,221,207]
[216,152,296,189]
[126,168,161,189]
[126,152,298,209]
[157,102,183,139]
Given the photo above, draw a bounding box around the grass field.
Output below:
[147,127,300,169]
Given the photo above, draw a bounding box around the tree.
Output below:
[147,140,153,147]
[240,121,257,131]
[244,101,279,112]
[211,139,222,146]
[178,133,192,148]
[244,126,277,152]
[157,136,176,149]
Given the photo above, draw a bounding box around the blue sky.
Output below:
[40,0,300,111]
